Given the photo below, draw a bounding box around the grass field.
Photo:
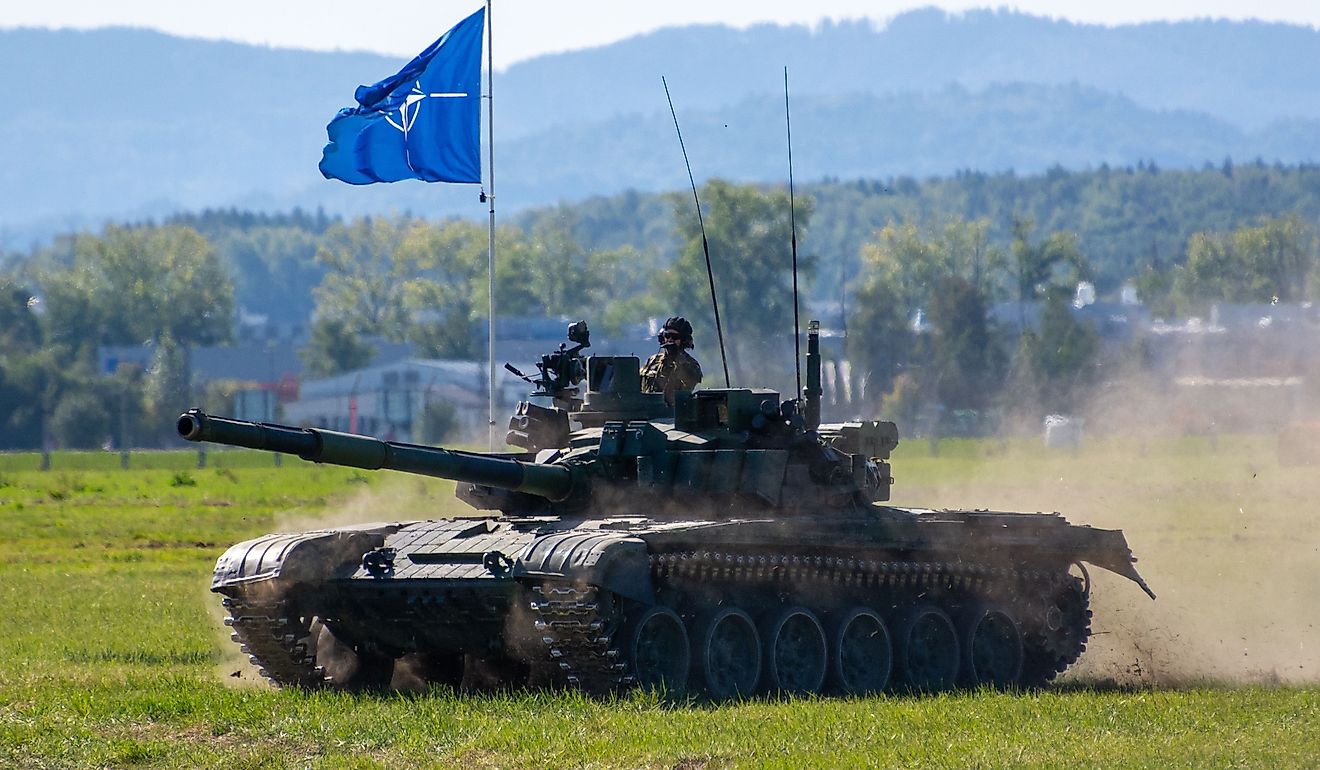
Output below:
[0,437,1316,769]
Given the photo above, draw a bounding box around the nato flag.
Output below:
[319,7,485,184]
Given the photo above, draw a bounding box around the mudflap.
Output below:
[515,531,654,604]
[1074,527,1156,599]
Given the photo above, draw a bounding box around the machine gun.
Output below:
[503,320,591,407]
[504,320,591,451]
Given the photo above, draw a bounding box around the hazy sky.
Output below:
[5,1,1318,69]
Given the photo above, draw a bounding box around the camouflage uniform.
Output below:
[641,348,703,406]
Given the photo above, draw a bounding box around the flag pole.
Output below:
[485,0,497,450]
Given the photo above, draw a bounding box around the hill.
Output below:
[3,10,1320,243]
[500,10,1320,136]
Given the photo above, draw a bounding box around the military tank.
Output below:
[181,320,1153,697]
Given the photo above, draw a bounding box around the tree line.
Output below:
[3,164,1318,449]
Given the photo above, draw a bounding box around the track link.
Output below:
[222,597,327,688]
[528,584,627,695]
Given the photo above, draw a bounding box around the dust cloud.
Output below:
[896,371,1320,687]
[204,583,266,689]
[275,474,477,533]
[205,474,475,688]
[208,371,1320,690]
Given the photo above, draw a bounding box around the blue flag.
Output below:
[319,7,485,185]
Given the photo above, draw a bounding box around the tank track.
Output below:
[649,550,1090,688]
[221,597,327,689]
[528,584,627,695]
[223,554,1090,693]
[652,551,1038,594]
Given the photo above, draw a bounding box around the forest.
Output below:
[2,162,1318,449]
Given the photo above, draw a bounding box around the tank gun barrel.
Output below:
[176,410,576,501]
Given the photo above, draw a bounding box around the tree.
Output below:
[310,216,416,338]
[39,225,234,351]
[1007,292,1100,416]
[927,275,998,411]
[417,399,459,444]
[0,278,41,355]
[1011,219,1087,323]
[398,219,486,359]
[2,345,74,451]
[854,219,1007,311]
[214,225,325,327]
[0,278,46,447]
[849,217,1007,406]
[847,275,914,408]
[143,334,192,444]
[4,229,228,449]
[301,318,375,378]
[308,215,632,370]
[309,216,490,362]
[1173,215,1320,310]
[1002,224,1098,419]
[878,372,923,429]
[50,390,113,450]
[662,180,815,389]
[1133,263,1176,317]
[495,216,648,329]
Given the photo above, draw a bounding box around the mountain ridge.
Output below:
[3,10,1319,243]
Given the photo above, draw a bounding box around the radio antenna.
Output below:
[784,66,802,399]
[663,76,730,387]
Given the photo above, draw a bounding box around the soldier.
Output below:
[641,316,703,405]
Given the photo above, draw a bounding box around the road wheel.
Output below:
[831,607,892,695]
[695,607,761,699]
[625,605,690,696]
[763,607,828,695]
[894,605,960,693]
[961,607,1023,689]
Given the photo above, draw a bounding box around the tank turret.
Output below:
[180,322,899,515]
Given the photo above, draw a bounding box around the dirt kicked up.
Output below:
[892,433,1320,687]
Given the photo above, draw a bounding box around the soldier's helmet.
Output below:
[658,316,695,349]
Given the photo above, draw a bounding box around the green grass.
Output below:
[0,448,292,473]
[0,441,1316,768]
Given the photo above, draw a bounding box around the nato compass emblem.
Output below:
[385,80,467,138]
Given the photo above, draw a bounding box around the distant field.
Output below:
[0,437,1315,769]
[0,448,289,472]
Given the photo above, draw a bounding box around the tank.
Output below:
[181,320,1154,697]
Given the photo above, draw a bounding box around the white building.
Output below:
[281,358,524,442]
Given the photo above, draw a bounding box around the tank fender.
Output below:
[1073,527,1156,599]
[515,531,654,604]
[212,523,400,593]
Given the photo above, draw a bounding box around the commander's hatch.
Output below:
[574,356,670,427]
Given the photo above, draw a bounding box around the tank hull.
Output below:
[214,505,1147,695]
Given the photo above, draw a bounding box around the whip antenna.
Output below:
[663,76,730,387]
[784,66,802,399]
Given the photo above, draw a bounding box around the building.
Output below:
[280,358,524,441]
